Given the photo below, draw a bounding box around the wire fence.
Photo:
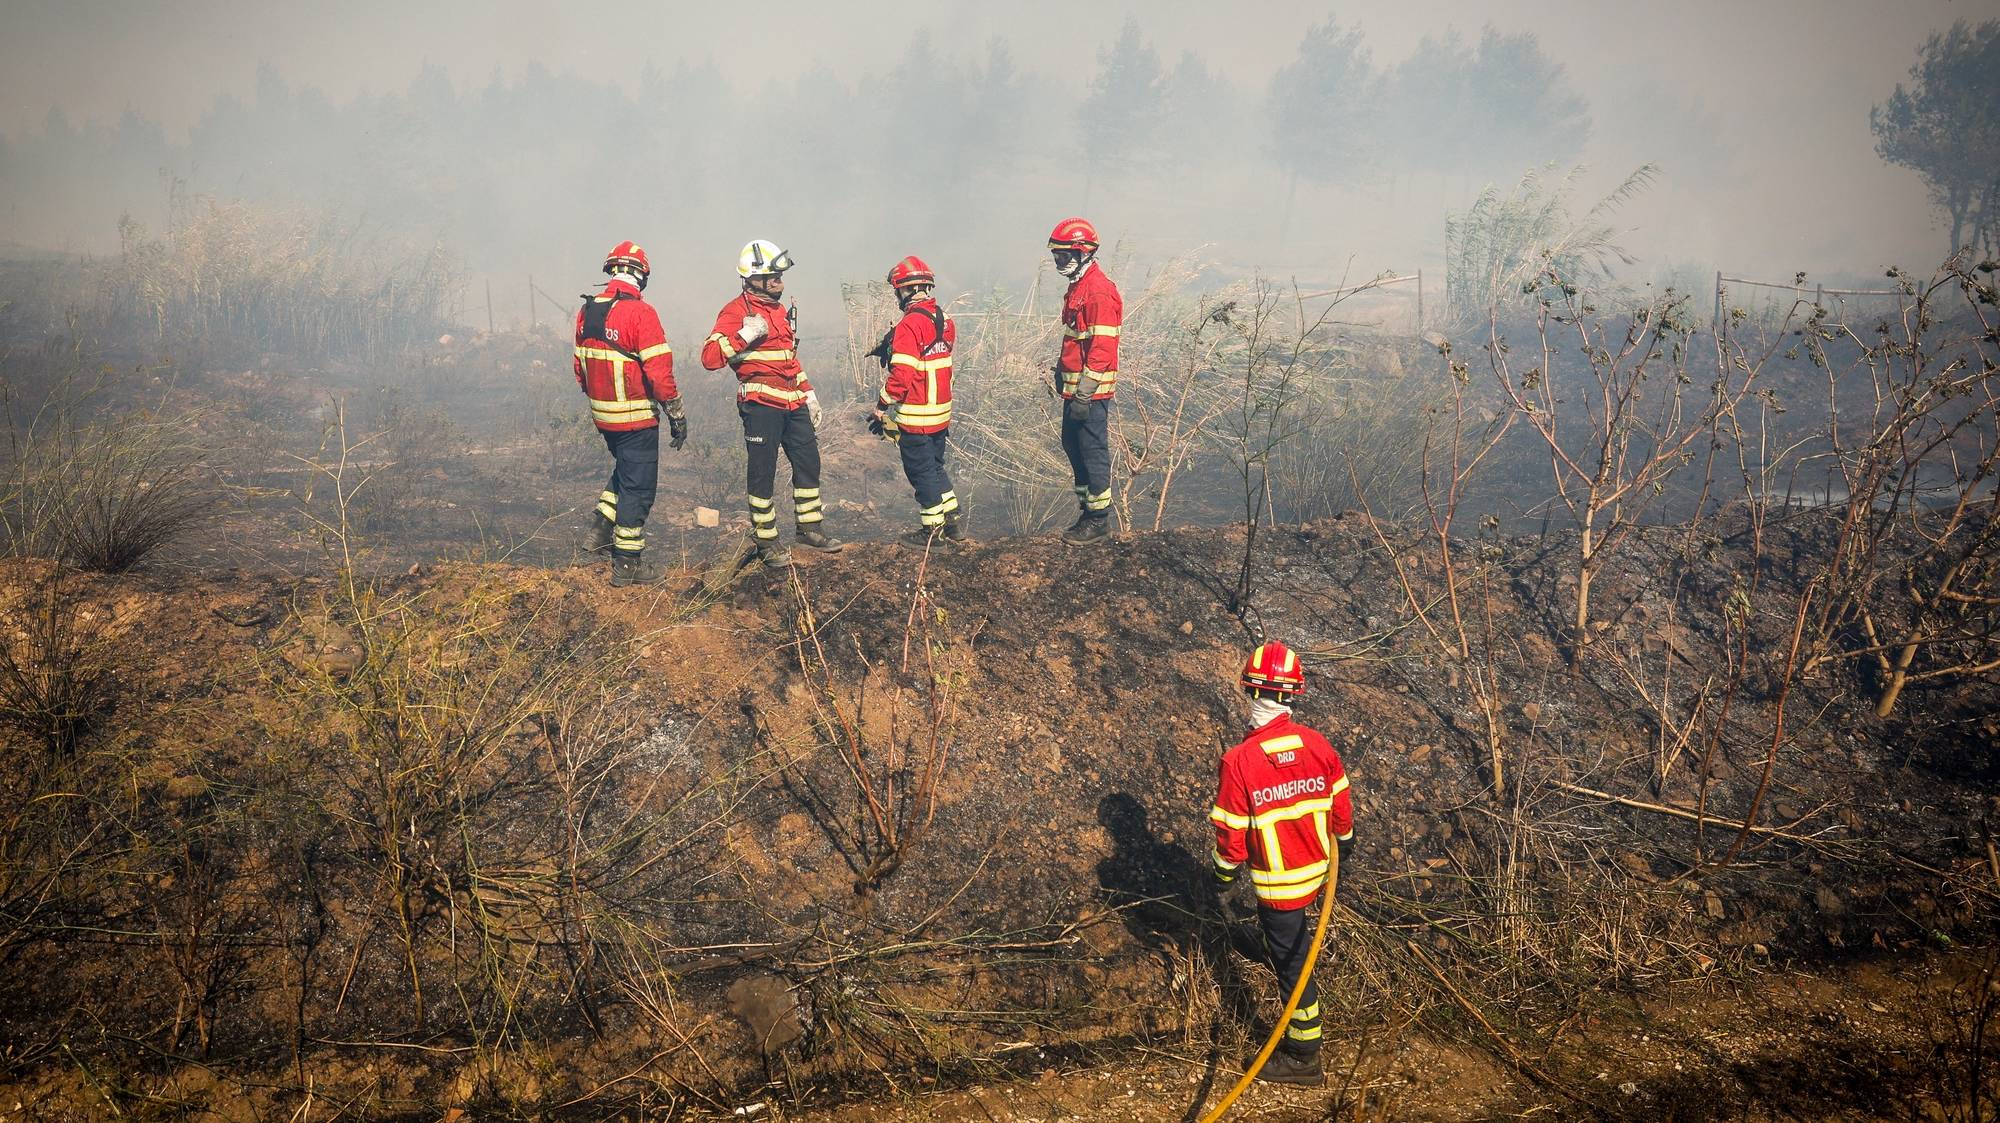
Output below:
[1712,271,1909,336]
[1294,271,1425,333]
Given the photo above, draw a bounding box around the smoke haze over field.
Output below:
[0,0,1984,333]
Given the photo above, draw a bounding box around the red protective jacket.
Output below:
[573,277,677,432]
[878,297,954,434]
[1057,261,1121,400]
[1210,711,1354,910]
[701,291,809,411]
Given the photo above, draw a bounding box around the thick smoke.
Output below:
[0,0,1970,329]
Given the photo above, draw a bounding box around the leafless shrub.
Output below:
[0,573,122,757]
[1793,259,2000,715]
[1487,276,1767,646]
[1915,951,2000,1122]
[0,575,133,988]
[1208,276,1378,625]
[39,412,216,571]
[1,323,217,571]
[773,552,977,894]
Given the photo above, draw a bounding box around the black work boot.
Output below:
[795,525,847,553]
[755,539,794,571]
[1255,1048,1323,1086]
[585,512,615,555]
[609,551,665,587]
[900,524,942,547]
[1061,515,1110,546]
[940,510,969,545]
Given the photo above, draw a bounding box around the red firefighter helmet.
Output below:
[1241,641,1305,695]
[604,241,651,278]
[886,255,935,290]
[1047,217,1100,252]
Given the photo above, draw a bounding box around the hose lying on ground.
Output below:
[1196,845,1339,1122]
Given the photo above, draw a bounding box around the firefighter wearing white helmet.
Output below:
[701,239,844,567]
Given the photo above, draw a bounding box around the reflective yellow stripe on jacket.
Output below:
[888,352,952,427]
[1064,324,1121,340]
[576,344,656,426]
[1061,368,1118,395]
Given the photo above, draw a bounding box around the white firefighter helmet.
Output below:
[738,239,795,279]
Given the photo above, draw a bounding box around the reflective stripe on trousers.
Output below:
[740,400,823,533]
[599,426,659,554]
[897,428,957,527]
[1061,399,1112,517]
[1259,901,1323,1053]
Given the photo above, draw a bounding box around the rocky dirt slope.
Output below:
[0,514,1994,1121]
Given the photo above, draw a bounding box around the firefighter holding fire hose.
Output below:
[1209,641,1355,1086]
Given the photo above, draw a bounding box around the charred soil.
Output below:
[1,507,1996,1121]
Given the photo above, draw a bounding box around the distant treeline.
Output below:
[0,18,1608,303]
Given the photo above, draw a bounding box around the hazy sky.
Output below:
[2,0,1995,278]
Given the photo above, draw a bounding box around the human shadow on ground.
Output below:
[1095,791,1268,1122]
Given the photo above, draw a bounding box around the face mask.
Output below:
[1248,695,1291,730]
[1053,250,1086,278]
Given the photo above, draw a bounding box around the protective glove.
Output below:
[1065,376,1099,423]
[1049,365,1064,400]
[1212,858,1238,886]
[656,397,688,450]
[805,389,822,429]
[867,329,895,370]
[738,315,769,345]
[867,408,898,442]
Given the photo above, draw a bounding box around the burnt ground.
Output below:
[1,506,1996,1121]
[0,329,1996,1121]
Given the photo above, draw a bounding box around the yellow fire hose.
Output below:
[1197,846,1338,1123]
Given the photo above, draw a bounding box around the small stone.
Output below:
[1395,684,1411,694]
[1704,890,1725,919]
[1521,702,1542,723]
[1180,621,1194,635]
[1619,1082,1639,1095]
[695,506,721,528]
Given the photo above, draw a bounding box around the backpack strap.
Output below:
[578,290,643,363]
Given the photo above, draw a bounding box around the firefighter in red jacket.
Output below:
[1047,217,1122,545]
[574,240,686,587]
[700,239,843,569]
[869,256,967,547]
[1210,641,1355,1086]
